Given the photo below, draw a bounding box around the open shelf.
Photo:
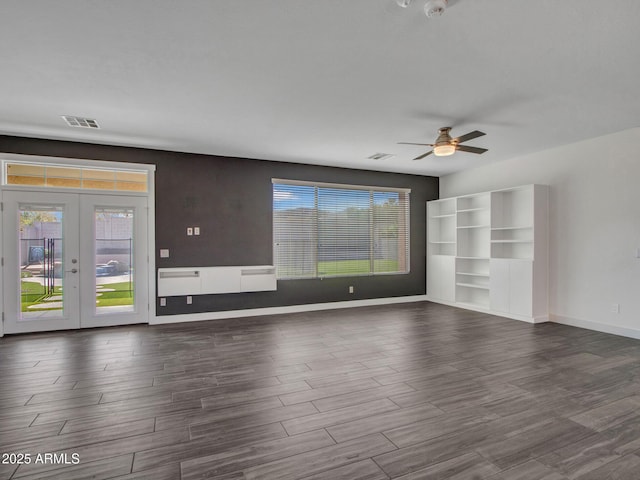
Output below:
[456,256,490,291]
[456,258,490,280]
[456,272,489,277]
[456,287,490,309]
[491,242,533,259]
[491,225,533,231]
[428,198,457,257]
[491,239,532,244]
[456,282,489,290]
[431,245,456,256]
[458,225,490,229]
[457,226,490,258]
[429,198,456,216]
[457,192,490,212]
[491,186,534,230]
[427,184,547,321]
[491,223,533,254]
[457,211,490,229]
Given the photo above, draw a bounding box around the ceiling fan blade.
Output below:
[398,142,435,146]
[453,130,485,144]
[413,151,433,160]
[456,145,488,155]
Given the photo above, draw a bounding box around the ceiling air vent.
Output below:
[61,115,100,129]
[368,153,394,161]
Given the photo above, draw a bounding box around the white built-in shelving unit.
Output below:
[427,198,456,302]
[455,192,491,309]
[426,184,548,323]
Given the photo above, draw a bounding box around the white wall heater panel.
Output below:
[240,267,277,292]
[158,266,276,297]
[200,267,241,295]
[157,269,201,297]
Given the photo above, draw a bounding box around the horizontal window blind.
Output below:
[273,179,410,279]
[4,162,148,192]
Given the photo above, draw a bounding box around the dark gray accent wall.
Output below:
[0,135,439,315]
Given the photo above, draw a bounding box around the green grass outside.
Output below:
[318,259,399,276]
[279,259,400,278]
[96,281,134,307]
[21,280,134,312]
[20,281,61,311]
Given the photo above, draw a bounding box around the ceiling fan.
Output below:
[398,127,488,160]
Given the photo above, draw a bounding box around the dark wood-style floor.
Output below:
[2,302,640,479]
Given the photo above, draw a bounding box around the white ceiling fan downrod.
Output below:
[396,0,449,18]
[424,0,448,17]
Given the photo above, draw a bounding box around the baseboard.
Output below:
[424,296,457,308]
[531,314,550,324]
[551,314,640,340]
[150,295,429,325]
[425,297,547,324]
[500,312,549,324]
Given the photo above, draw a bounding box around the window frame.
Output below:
[1,154,153,196]
[272,178,411,280]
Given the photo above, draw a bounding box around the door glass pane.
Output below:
[19,204,64,319]
[95,207,134,314]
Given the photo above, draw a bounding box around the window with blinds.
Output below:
[273,179,410,279]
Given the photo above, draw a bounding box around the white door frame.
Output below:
[3,190,81,332]
[79,193,150,328]
[0,153,156,337]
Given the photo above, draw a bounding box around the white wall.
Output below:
[441,127,640,339]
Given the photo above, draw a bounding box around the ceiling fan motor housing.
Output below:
[435,127,453,146]
[424,0,448,17]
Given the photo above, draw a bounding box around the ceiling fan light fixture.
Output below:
[396,0,412,7]
[399,127,486,160]
[433,144,456,156]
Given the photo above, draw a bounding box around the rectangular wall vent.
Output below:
[61,115,100,128]
[367,153,394,161]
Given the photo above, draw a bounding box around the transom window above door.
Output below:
[3,161,149,193]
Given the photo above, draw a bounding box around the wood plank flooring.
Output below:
[2,301,640,479]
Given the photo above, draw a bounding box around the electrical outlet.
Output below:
[159,298,166,307]
[186,296,193,305]
[160,249,169,258]
[194,227,200,235]
[349,286,354,294]
[187,227,193,236]
[611,303,620,314]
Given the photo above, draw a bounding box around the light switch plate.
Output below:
[186,296,193,304]
[187,227,193,236]
[160,249,169,258]
[194,227,200,235]
[159,298,166,307]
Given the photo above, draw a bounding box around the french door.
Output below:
[2,190,149,334]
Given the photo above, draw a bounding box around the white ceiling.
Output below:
[1,0,639,176]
